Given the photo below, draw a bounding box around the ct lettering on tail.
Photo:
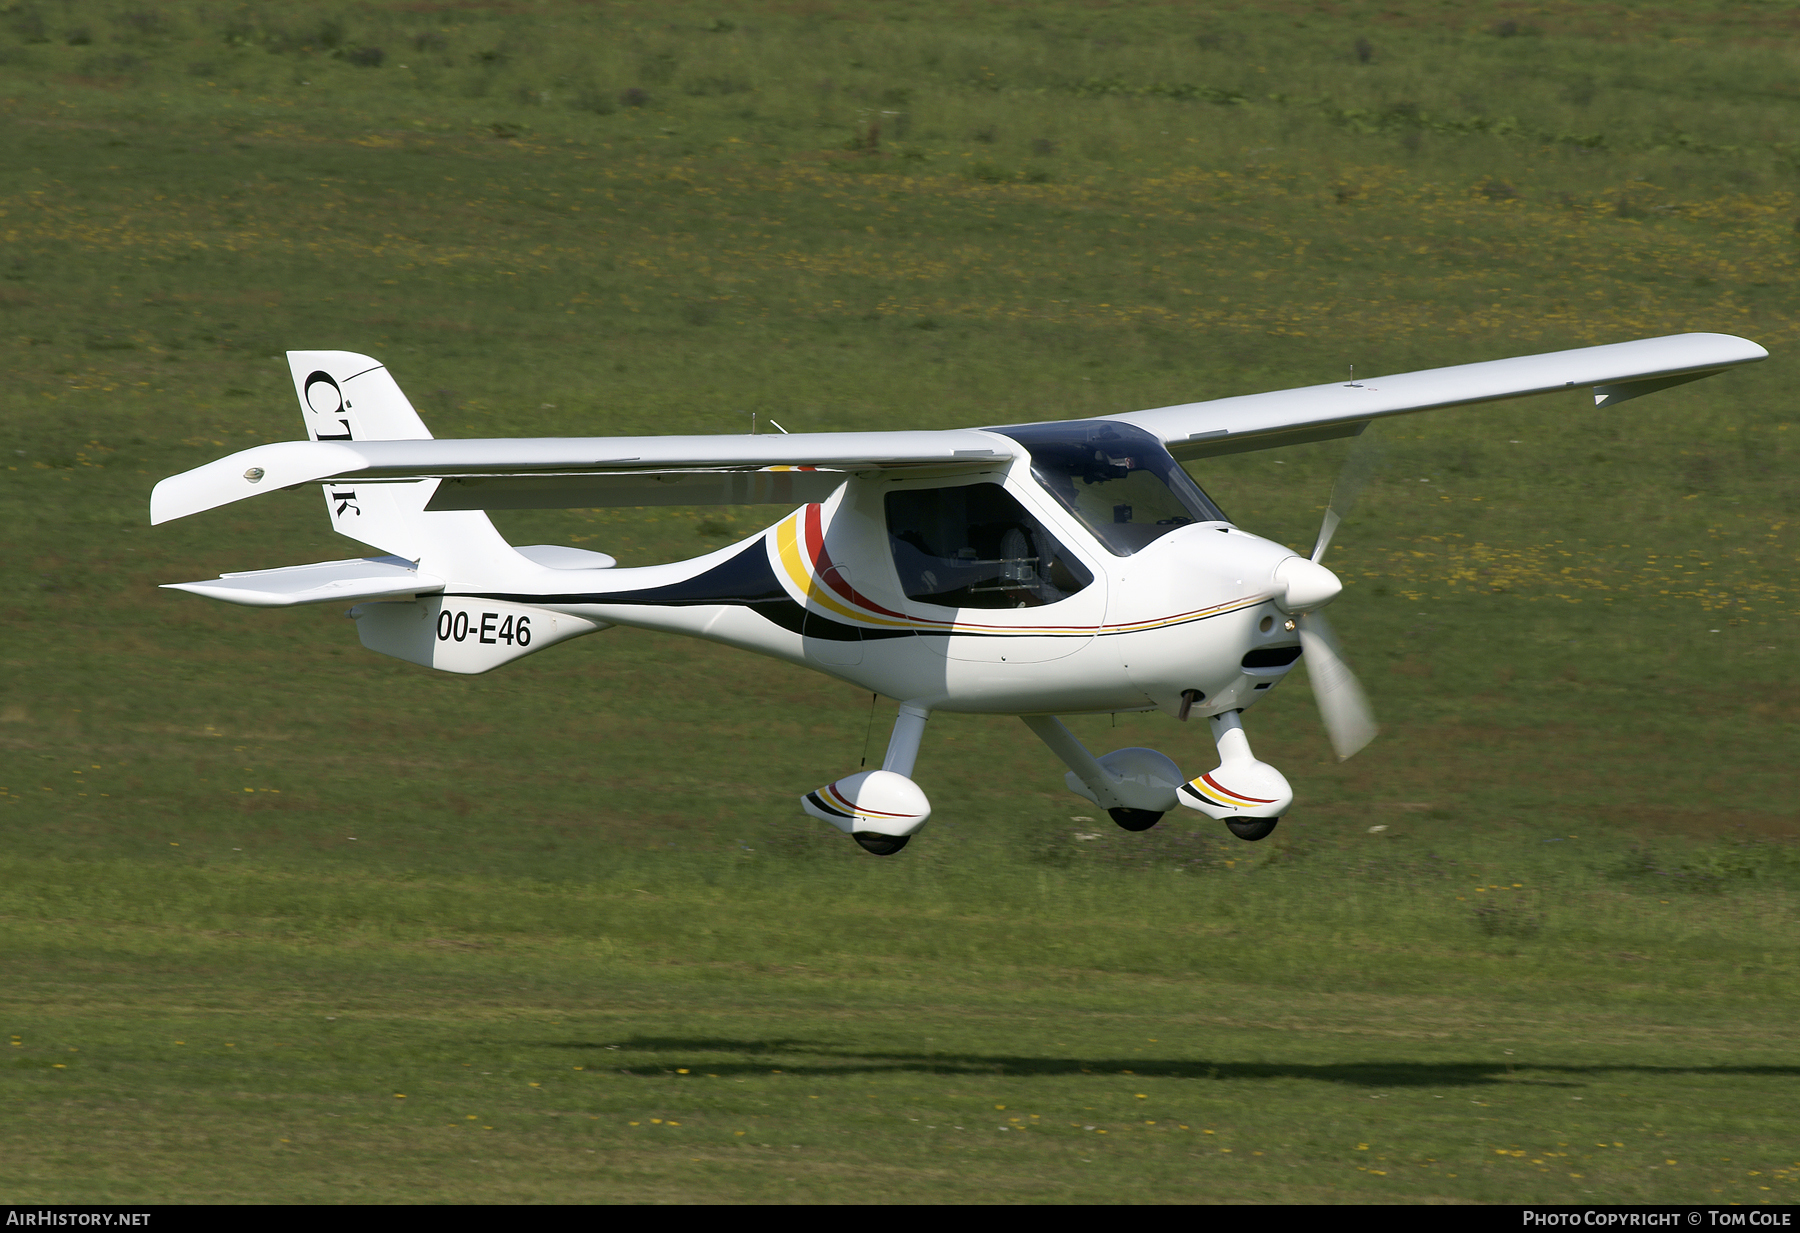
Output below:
[303,370,355,441]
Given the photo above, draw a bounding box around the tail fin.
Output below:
[284,351,519,577]
[155,352,608,675]
[288,351,432,443]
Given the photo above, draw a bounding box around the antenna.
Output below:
[768,419,790,435]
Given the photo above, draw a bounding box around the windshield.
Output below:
[994,420,1229,555]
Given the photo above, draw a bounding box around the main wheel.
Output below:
[1108,807,1163,832]
[854,833,911,856]
[1225,816,1280,842]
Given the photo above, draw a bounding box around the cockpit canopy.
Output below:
[994,420,1229,555]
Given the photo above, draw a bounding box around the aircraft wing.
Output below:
[151,333,1766,525]
[1100,332,1768,460]
[150,430,1018,523]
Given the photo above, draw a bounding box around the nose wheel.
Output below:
[854,833,911,856]
[1225,817,1279,841]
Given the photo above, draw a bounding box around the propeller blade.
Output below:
[1310,435,1384,564]
[1297,611,1378,761]
[1310,508,1341,565]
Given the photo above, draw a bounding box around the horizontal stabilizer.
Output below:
[162,556,444,608]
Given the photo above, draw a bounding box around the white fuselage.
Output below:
[456,453,1312,719]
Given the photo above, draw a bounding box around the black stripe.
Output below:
[805,790,854,819]
[463,540,907,641]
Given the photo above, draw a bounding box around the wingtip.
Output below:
[148,440,365,525]
[1697,332,1769,363]
[148,479,182,526]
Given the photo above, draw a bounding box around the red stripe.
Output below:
[802,503,827,568]
[1098,597,1258,632]
[1200,773,1275,805]
[825,783,914,818]
[803,504,911,621]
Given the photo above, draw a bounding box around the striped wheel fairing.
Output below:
[1180,774,1277,811]
[805,780,924,823]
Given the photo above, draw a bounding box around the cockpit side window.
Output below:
[995,420,1229,556]
[884,483,1094,610]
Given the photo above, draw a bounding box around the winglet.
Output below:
[149,440,367,524]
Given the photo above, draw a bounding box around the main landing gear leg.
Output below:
[881,703,929,779]
[800,703,933,856]
[1020,715,1182,832]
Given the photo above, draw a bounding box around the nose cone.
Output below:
[1274,555,1342,613]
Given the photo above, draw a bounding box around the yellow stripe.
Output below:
[773,511,807,590]
[825,783,912,821]
[1105,598,1262,635]
[1187,778,1238,807]
[771,513,918,630]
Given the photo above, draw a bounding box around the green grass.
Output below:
[2,0,1797,1205]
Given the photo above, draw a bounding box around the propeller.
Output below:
[1286,437,1383,761]
[1296,609,1377,761]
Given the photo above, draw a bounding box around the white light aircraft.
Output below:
[152,332,1766,854]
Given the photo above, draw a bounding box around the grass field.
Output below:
[2,0,1797,1204]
